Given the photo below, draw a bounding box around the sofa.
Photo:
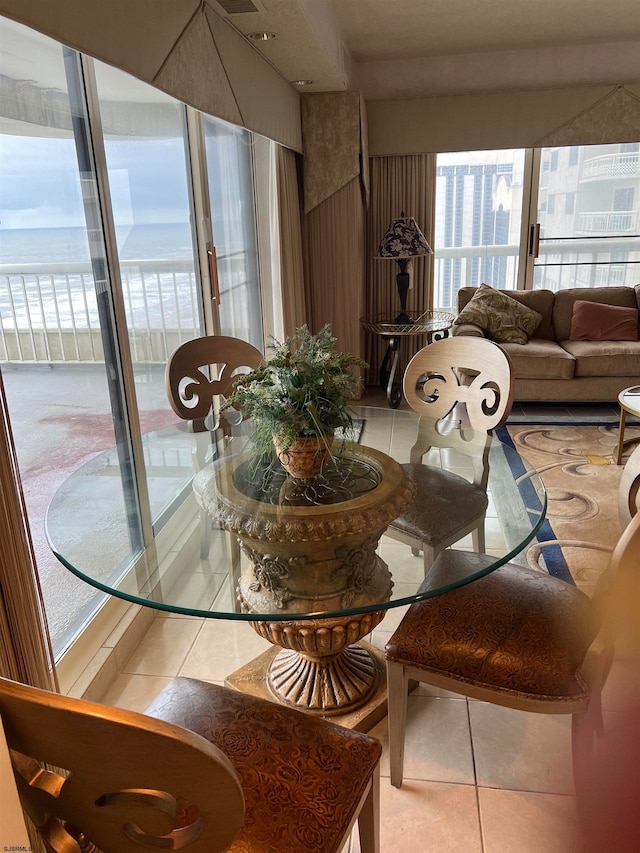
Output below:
[452,284,640,402]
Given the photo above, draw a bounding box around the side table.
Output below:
[361,312,454,408]
[616,385,640,464]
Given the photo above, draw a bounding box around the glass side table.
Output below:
[361,312,454,408]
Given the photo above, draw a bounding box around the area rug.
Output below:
[496,423,640,596]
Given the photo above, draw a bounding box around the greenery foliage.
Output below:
[224,325,367,456]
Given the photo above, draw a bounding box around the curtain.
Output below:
[0,372,57,689]
[364,154,436,387]
[303,176,366,394]
[276,145,307,338]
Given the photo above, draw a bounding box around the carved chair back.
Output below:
[618,441,640,526]
[165,335,263,433]
[0,676,244,853]
[403,336,514,432]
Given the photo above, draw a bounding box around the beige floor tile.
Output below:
[178,618,273,682]
[469,702,574,795]
[100,673,174,713]
[122,616,204,676]
[370,695,475,785]
[350,780,482,853]
[478,787,583,853]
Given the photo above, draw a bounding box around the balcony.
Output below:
[577,211,639,234]
[580,151,640,181]
[0,258,199,363]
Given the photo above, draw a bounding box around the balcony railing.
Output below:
[577,211,639,233]
[581,151,640,181]
[0,258,201,363]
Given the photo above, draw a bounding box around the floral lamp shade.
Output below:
[375,214,432,259]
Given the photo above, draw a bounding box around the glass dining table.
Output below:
[47,405,546,729]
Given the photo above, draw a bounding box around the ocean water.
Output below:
[0,223,195,265]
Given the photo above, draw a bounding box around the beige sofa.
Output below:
[453,285,640,402]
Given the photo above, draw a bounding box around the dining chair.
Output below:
[384,447,640,789]
[0,675,381,853]
[385,335,514,573]
[165,335,262,564]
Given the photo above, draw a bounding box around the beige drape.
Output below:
[276,146,307,338]
[304,176,366,391]
[0,372,57,689]
[364,154,436,387]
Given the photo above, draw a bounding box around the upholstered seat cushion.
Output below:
[145,677,381,853]
[560,339,640,378]
[499,338,576,380]
[385,559,598,701]
[387,464,488,545]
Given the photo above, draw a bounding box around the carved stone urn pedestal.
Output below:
[205,444,414,723]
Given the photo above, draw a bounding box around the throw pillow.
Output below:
[570,300,639,341]
[454,284,543,345]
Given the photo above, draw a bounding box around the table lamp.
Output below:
[375,212,432,323]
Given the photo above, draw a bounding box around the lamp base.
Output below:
[395,261,412,324]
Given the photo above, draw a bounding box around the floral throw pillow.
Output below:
[454,284,542,345]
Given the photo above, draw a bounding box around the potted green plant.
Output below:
[224,325,367,478]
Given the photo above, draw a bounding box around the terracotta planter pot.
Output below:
[274,433,334,479]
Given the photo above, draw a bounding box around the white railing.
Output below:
[581,151,640,180]
[0,259,201,363]
[577,211,639,233]
[434,239,640,308]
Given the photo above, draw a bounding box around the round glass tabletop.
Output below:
[46,405,546,622]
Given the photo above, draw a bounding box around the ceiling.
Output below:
[212,0,640,99]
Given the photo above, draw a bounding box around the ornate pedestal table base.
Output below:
[201,444,415,725]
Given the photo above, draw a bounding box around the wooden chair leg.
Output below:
[357,765,380,853]
[387,659,409,788]
[422,543,436,574]
[471,518,485,554]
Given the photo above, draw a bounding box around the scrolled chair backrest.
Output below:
[165,335,263,424]
[0,676,244,853]
[403,336,514,432]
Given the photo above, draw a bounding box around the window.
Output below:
[547,195,555,214]
[565,193,575,215]
[0,16,268,663]
[550,150,559,171]
[433,149,526,310]
[532,143,640,290]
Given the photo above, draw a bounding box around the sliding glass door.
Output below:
[529,143,640,290]
[203,116,264,351]
[0,16,266,663]
[0,20,144,655]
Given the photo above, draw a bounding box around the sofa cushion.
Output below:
[500,338,576,380]
[553,287,639,341]
[570,300,639,341]
[454,284,542,344]
[458,286,555,340]
[560,340,640,378]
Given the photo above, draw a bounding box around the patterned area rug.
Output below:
[497,423,640,596]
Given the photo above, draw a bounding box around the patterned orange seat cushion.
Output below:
[388,464,488,545]
[145,677,381,852]
[385,562,598,701]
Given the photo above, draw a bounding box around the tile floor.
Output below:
[94,397,633,853]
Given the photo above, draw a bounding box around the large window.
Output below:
[433,149,526,310]
[0,16,266,662]
[532,143,640,290]
[434,143,640,310]
[204,117,263,351]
